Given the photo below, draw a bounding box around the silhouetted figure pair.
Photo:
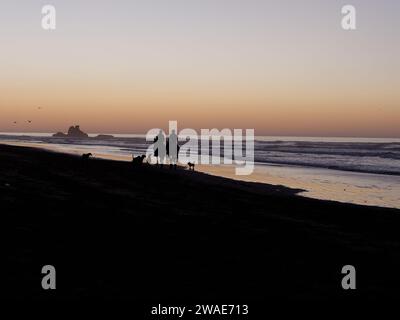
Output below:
[153,130,179,169]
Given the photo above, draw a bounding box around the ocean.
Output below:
[1,132,399,209]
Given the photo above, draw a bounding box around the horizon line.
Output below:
[0,131,399,140]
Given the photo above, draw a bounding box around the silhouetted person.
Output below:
[154,130,166,167]
[168,129,178,169]
[153,135,158,160]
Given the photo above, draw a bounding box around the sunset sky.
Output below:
[0,0,399,137]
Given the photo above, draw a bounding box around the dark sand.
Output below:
[1,144,400,302]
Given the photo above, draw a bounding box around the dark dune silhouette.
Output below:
[1,144,400,302]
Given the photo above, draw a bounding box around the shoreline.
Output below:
[2,143,400,300]
[1,140,399,209]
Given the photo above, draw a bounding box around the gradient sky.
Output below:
[0,0,399,137]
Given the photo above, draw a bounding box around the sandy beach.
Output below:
[2,143,400,301]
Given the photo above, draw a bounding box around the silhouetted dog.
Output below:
[187,162,195,171]
[132,155,146,166]
[82,153,92,160]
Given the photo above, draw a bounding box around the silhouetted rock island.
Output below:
[93,134,114,140]
[53,126,114,139]
[53,125,88,138]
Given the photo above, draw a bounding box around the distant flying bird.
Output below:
[27,120,32,123]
